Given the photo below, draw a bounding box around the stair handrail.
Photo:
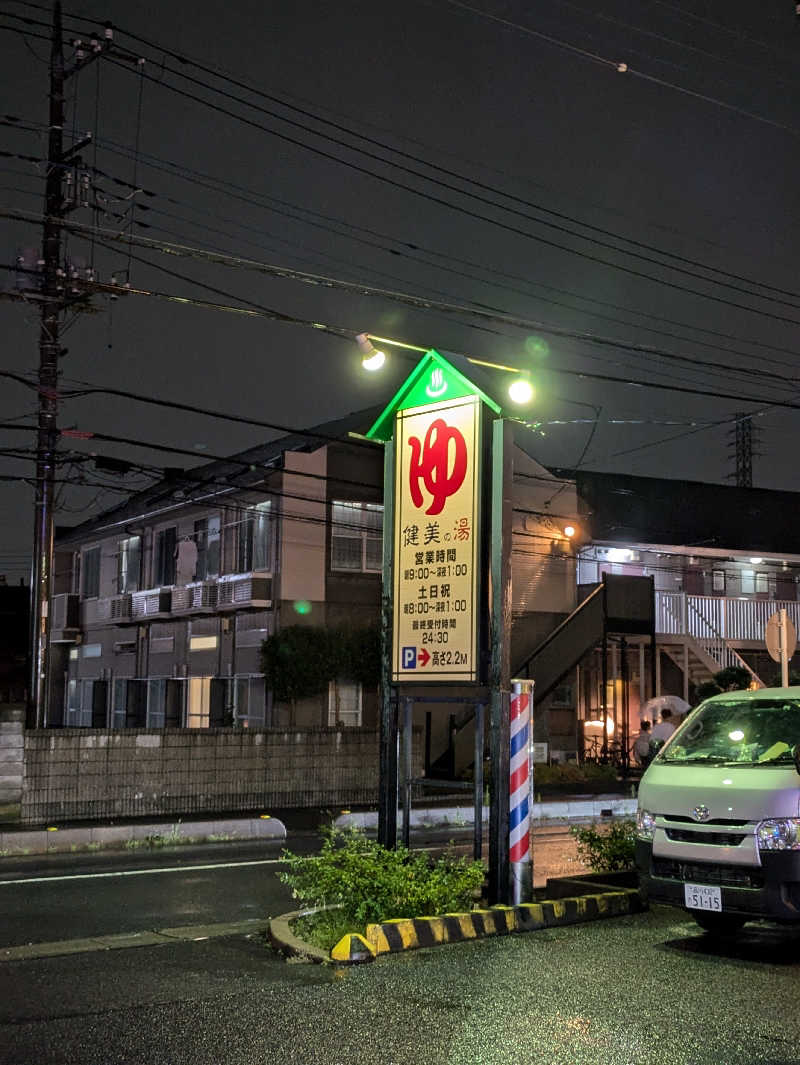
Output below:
[514,582,604,678]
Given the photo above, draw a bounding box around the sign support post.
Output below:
[378,438,398,849]
[488,419,513,904]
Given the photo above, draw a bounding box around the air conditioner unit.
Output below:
[192,582,218,609]
[51,593,80,634]
[110,594,132,620]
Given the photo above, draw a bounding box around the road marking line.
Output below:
[0,857,286,886]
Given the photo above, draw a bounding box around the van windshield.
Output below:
[659,697,800,766]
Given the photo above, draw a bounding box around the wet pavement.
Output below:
[2,905,798,1064]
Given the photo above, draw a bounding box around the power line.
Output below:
[442,0,800,140]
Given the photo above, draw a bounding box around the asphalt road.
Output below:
[0,827,587,948]
[2,905,799,1065]
[0,841,296,947]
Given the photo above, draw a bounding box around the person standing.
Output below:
[633,720,653,767]
[651,707,676,744]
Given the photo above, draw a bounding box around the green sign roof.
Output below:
[365,349,502,441]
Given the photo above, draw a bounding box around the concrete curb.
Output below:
[268,888,646,964]
[267,910,331,965]
[335,797,637,832]
[0,815,286,857]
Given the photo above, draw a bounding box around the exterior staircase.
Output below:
[661,636,764,692]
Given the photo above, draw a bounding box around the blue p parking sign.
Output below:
[402,646,417,670]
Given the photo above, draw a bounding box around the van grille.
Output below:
[665,829,747,846]
[652,858,763,889]
[663,816,748,827]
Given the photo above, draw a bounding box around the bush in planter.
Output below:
[534,762,618,792]
[279,826,485,950]
[570,819,636,873]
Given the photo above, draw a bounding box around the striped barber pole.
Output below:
[509,679,534,903]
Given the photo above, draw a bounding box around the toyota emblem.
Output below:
[692,805,711,823]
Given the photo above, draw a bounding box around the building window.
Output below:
[195,516,220,580]
[756,572,769,595]
[81,546,101,599]
[81,643,102,658]
[741,570,755,594]
[232,674,267,727]
[328,680,362,727]
[66,679,94,727]
[187,676,211,728]
[331,502,383,572]
[236,502,272,573]
[112,678,127,729]
[146,678,167,727]
[189,635,218,652]
[712,569,725,593]
[117,535,141,594]
[154,527,177,586]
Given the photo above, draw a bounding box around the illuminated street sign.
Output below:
[367,350,500,683]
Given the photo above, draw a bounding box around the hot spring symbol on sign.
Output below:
[407,418,467,516]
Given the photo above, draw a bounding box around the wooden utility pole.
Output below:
[30,1,65,726]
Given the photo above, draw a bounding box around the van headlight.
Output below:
[756,819,800,851]
[636,809,656,841]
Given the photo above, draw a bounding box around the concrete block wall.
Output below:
[0,704,25,816]
[20,726,423,825]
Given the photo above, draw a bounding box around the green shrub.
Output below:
[279,826,485,944]
[534,763,618,791]
[570,819,636,873]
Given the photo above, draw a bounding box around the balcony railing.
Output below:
[171,581,218,614]
[656,591,800,643]
[216,572,272,609]
[131,588,172,618]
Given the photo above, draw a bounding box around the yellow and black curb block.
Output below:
[330,933,376,964]
[363,889,643,957]
[268,888,645,965]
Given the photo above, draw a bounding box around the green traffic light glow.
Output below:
[293,600,312,615]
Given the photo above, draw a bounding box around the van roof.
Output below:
[705,686,800,703]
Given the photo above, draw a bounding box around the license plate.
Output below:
[684,883,722,911]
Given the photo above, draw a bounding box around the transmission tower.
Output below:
[728,412,757,489]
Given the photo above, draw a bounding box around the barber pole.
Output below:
[509,678,534,904]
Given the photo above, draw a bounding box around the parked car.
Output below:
[636,687,800,935]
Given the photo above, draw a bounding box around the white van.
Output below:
[636,686,800,935]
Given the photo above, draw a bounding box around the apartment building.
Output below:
[48,409,386,731]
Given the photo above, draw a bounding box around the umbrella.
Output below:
[639,695,691,724]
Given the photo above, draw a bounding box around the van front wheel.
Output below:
[690,910,746,936]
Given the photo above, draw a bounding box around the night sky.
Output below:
[2,1,799,582]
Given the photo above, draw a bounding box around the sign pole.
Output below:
[488,419,513,905]
[780,608,789,688]
[378,438,398,848]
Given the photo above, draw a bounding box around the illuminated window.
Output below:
[328,681,362,727]
[189,635,218,652]
[187,676,211,728]
[331,502,383,572]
